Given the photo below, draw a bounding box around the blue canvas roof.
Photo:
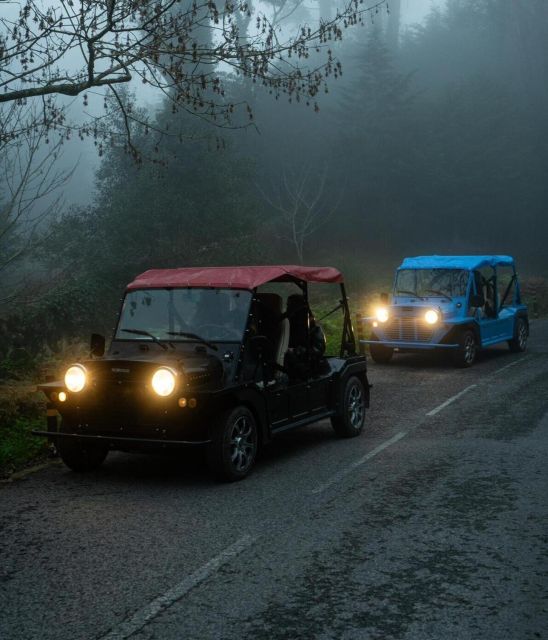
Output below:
[398,255,514,271]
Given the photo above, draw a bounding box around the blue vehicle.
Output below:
[362,255,529,367]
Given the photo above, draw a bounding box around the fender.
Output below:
[206,385,270,444]
[515,309,529,330]
[332,357,370,410]
[441,321,481,346]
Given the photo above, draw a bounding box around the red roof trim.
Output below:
[126,265,343,290]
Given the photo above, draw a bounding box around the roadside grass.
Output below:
[0,385,48,478]
[310,289,378,356]
[0,338,89,477]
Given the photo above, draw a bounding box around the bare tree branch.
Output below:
[0,0,389,155]
[258,163,341,263]
[0,104,74,303]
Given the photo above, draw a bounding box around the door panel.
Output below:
[308,376,330,414]
[480,311,514,344]
[288,382,309,420]
[266,388,289,428]
[497,308,516,340]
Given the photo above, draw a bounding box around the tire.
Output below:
[508,318,528,353]
[58,437,108,472]
[452,330,477,368]
[207,406,258,482]
[369,340,394,364]
[331,376,366,438]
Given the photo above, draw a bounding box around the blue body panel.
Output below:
[365,255,527,352]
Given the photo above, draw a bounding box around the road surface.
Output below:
[1,321,547,640]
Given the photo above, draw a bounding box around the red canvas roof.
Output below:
[126,265,343,290]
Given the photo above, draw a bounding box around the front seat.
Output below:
[255,293,288,380]
[275,318,290,375]
[286,294,309,349]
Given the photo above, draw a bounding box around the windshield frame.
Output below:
[393,268,471,299]
[112,287,253,346]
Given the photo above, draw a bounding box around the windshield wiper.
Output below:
[424,289,453,301]
[167,331,219,351]
[121,328,168,350]
[396,289,424,299]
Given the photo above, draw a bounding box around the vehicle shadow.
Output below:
[80,447,213,488]
[63,422,337,489]
[376,345,514,370]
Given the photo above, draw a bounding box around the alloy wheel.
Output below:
[518,322,527,349]
[229,415,256,473]
[348,383,364,429]
[464,334,476,364]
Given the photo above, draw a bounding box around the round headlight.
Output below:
[151,367,177,397]
[64,364,87,392]
[424,309,439,325]
[375,307,389,323]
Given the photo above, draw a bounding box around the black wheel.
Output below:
[331,376,366,438]
[508,318,528,353]
[58,438,108,472]
[207,406,258,482]
[452,330,477,368]
[369,340,394,364]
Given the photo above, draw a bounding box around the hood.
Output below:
[81,351,223,390]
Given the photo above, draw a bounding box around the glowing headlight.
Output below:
[375,307,389,323]
[151,367,177,397]
[64,364,87,392]
[424,309,439,325]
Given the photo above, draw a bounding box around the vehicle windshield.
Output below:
[395,269,469,298]
[115,288,252,342]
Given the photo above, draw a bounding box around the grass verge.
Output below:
[0,385,49,479]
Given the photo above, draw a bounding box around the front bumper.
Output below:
[360,339,459,350]
[32,430,211,446]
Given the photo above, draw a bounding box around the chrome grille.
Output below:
[394,306,419,317]
[384,318,434,342]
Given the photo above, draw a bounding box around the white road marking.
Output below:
[99,534,255,640]
[425,384,478,416]
[311,431,408,495]
[313,352,533,495]
[491,355,532,376]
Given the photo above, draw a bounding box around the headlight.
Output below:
[151,367,177,397]
[64,364,87,392]
[375,307,389,323]
[424,309,439,325]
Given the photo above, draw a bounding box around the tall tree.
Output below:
[0,104,72,303]
[329,27,416,248]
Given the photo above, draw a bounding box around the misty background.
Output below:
[1,0,547,369]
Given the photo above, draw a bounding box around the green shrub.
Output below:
[0,385,48,476]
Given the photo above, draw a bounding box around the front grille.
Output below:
[395,306,420,317]
[384,318,434,342]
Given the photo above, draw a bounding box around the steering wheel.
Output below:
[197,324,241,340]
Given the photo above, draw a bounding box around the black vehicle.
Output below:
[34,265,370,481]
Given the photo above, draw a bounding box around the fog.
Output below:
[60,0,438,208]
[1,0,547,351]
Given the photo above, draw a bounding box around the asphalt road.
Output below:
[2,321,548,640]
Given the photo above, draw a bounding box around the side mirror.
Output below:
[469,294,484,307]
[380,292,389,304]
[90,333,105,357]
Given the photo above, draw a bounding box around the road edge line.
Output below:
[311,431,408,495]
[98,534,255,640]
[425,384,477,416]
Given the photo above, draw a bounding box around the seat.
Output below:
[255,293,288,381]
[275,318,290,374]
[285,294,309,349]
